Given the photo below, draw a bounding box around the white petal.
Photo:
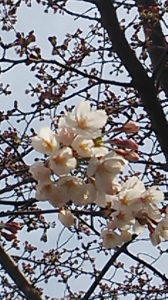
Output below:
[57,127,75,146]
[75,101,91,121]
[39,127,54,141]
[58,210,74,227]
[101,229,120,249]
[49,147,77,175]
[121,176,145,191]
[80,183,96,205]
[58,116,68,128]
[120,230,132,243]
[103,156,127,174]
[31,127,59,155]
[65,112,77,128]
[29,162,51,181]
[133,221,145,235]
[56,176,85,205]
[87,157,99,177]
[86,110,107,128]
[93,146,109,157]
[71,135,94,157]
[150,231,163,246]
[95,172,117,195]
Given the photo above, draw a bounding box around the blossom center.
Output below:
[53,155,66,165]
[42,138,54,151]
[77,118,88,129]
[120,196,130,205]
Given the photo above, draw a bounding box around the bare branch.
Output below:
[86,0,168,162]
[0,57,133,88]
[0,245,43,300]
[82,234,137,300]
[125,249,168,284]
[136,0,168,95]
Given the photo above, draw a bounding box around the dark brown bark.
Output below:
[0,245,43,300]
[136,0,168,95]
[85,0,168,162]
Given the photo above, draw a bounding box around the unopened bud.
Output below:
[122,121,139,134]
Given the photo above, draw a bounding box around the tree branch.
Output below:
[82,234,137,300]
[0,57,132,87]
[135,0,168,95]
[0,245,43,300]
[125,249,168,284]
[0,208,110,218]
[0,178,35,195]
[85,0,168,163]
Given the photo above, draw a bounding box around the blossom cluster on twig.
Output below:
[30,101,167,249]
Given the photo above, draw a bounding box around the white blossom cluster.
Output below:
[30,101,167,249]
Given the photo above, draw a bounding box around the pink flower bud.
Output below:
[2,232,17,241]
[124,150,139,162]
[122,121,139,134]
[110,138,138,150]
[115,149,139,162]
[5,222,21,234]
[113,121,139,134]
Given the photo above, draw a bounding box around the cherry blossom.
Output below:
[132,220,145,235]
[29,100,167,248]
[134,203,161,227]
[109,210,135,231]
[87,152,126,194]
[35,180,65,207]
[57,122,75,145]
[117,188,143,215]
[119,230,132,243]
[121,150,139,162]
[141,186,164,204]
[120,176,145,192]
[110,138,138,151]
[150,218,168,246]
[101,228,131,249]
[87,151,127,178]
[92,146,109,157]
[64,100,108,138]
[76,183,96,205]
[49,147,77,175]
[71,135,95,157]
[29,162,51,181]
[71,135,108,158]
[56,176,86,205]
[113,121,139,134]
[58,209,74,227]
[101,229,121,249]
[95,192,115,207]
[31,127,59,156]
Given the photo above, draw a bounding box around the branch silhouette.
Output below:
[85,0,168,162]
[0,245,43,300]
[125,249,168,284]
[82,234,137,300]
[136,0,168,95]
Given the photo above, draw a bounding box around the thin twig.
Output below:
[125,249,168,284]
[82,234,137,300]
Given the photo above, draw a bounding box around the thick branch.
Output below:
[0,245,43,300]
[86,0,168,162]
[136,0,168,95]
